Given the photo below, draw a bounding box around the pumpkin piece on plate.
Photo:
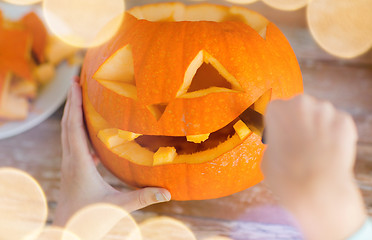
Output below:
[9,76,37,99]
[45,36,79,65]
[0,11,32,80]
[0,72,9,103]
[21,12,48,63]
[33,62,55,84]
[0,72,29,120]
[0,94,29,120]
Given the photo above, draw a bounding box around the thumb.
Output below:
[107,188,171,212]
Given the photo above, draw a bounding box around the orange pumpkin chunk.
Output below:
[9,77,37,99]
[118,130,141,141]
[0,13,32,80]
[0,73,29,120]
[97,129,126,148]
[233,120,252,140]
[186,133,210,143]
[252,89,272,115]
[21,12,47,63]
[153,147,177,166]
[33,63,55,84]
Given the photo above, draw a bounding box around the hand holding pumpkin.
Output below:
[262,94,367,240]
[54,78,171,226]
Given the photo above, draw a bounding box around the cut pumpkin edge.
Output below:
[84,85,257,167]
[127,2,269,39]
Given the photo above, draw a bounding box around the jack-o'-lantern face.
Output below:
[81,3,303,200]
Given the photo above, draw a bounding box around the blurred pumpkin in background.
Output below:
[81,2,303,200]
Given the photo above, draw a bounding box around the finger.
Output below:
[61,85,72,128]
[74,76,80,85]
[66,82,91,159]
[108,188,171,212]
[91,152,100,166]
[68,81,83,129]
[260,149,270,177]
[61,87,73,155]
[336,112,358,141]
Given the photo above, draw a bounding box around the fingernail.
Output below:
[155,191,171,202]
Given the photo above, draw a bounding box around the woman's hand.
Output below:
[262,94,366,240]
[54,78,171,226]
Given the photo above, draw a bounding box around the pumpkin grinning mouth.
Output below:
[94,89,270,166]
[134,118,239,155]
[134,96,266,157]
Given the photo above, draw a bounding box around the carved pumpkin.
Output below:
[81,3,303,200]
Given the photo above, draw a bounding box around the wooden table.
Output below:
[1,1,372,239]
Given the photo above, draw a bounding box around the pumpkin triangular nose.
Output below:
[187,62,233,93]
[147,103,168,121]
[176,50,244,99]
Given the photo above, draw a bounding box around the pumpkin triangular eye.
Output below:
[176,50,244,98]
[147,103,168,121]
[93,44,137,100]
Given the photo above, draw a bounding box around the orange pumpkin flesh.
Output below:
[0,11,32,120]
[21,12,48,63]
[0,11,32,81]
[82,3,303,200]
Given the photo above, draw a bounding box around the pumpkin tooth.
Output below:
[147,103,168,121]
[186,133,210,143]
[233,120,252,140]
[251,89,272,115]
[118,130,141,141]
[153,147,177,166]
[177,50,244,98]
[259,27,267,39]
[98,129,126,148]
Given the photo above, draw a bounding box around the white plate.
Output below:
[0,3,79,139]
